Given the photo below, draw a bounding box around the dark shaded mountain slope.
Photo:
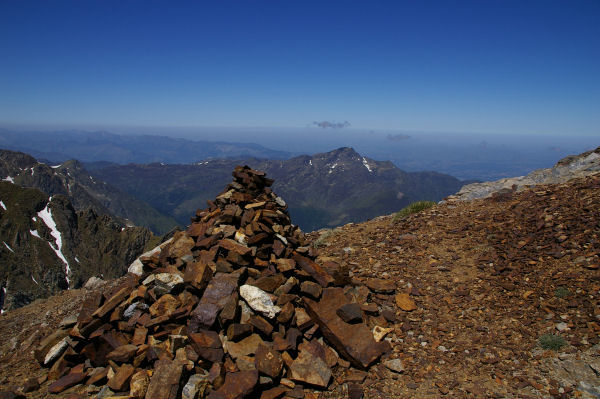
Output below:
[0,149,177,233]
[0,182,154,311]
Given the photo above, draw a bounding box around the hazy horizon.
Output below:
[1,124,597,181]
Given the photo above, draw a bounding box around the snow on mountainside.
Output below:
[0,149,177,234]
[0,182,155,313]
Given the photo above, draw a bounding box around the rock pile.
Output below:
[37,166,391,398]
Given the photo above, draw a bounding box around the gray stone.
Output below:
[182,372,209,399]
[384,358,405,373]
[123,302,148,319]
[240,284,281,319]
[96,386,115,399]
[59,314,78,328]
[43,337,69,366]
[443,149,600,203]
[84,276,106,290]
[128,238,173,275]
[143,272,184,290]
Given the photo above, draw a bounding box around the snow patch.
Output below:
[31,275,38,284]
[309,160,313,166]
[0,201,6,210]
[1,286,5,314]
[30,229,40,238]
[328,162,338,174]
[51,165,61,169]
[37,200,71,288]
[2,176,14,183]
[3,242,14,252]
[362,157,373,173]
[75,257,80,263]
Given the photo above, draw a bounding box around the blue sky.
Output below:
[0,0,599,136]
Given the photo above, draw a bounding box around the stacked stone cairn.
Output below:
[37,166,391,398]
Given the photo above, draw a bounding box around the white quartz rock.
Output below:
[239,284,281,319]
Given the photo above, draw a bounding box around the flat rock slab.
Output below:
[395,293,417,312]
[189,273,237,330]
[219,238,252,256]
[365,278,395,294]
[292,253,334,287]
[255,344,283,378]
[336,303,363,324]
[106,344,138,363]
[207,370,258,399]
[47,372,87,394]
[290,348,331,388]
[224,334,264,359]
[145,358,183,399]
[107,364,135,392]
[304,287,391,369]
[92,286,132,319]
[168,232,195,258]
[184,262,213,291]
[189,330,224,363]
[130,370,150,398]
[259,386,289,399]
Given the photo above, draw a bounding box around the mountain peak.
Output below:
[316,147,360,160]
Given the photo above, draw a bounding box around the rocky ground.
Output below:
[444,146,600,203]
[1,174,600,398]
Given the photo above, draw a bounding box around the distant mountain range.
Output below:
[0,128,291,164]
[2,145,468,233]
[91,147,468,232]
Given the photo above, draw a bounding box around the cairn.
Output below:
[37,166,391,398]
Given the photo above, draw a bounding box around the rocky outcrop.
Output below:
[36,166,392,397]
[0,182,153,312]
[443,146,600,203]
